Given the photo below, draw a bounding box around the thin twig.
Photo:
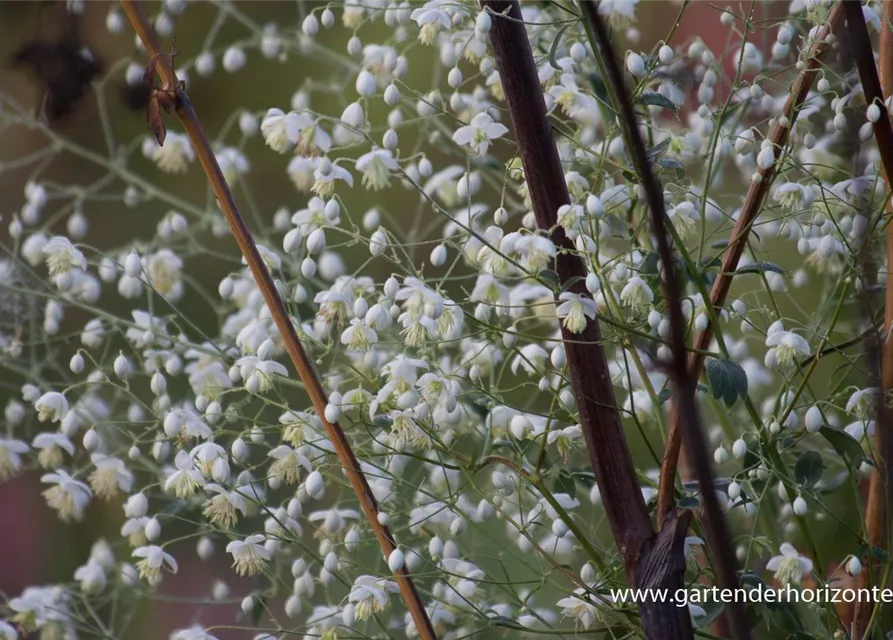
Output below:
[845,2,893,636]
[579,4,750,640]
[118,2,437,638]
[655,1,846,525]
[482,2,694,638]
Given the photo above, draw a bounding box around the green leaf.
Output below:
[637,91,678,113]
[678,496,700,510]
[794,450,824,489]
[548,24,572,71]
[705,358,749,407]
[559,275,586,294]
[570,470,596,488]
[489,616,522,629]
[734,261,785,276]
[819,426,864,468]
[586,73,610,105]
[553,469,577,500]
[251,594,266,626]
[657,157,684,170]
[646,138,671,160]
[463,394,491,419]
[537,268,561,290]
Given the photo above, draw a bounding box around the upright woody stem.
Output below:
[482,2,694,638]
[579,5,750,639]
[654,1,845,525]
[844,2,893,636]
[119,2,437,638]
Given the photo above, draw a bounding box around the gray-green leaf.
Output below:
[794,450,823,489]
[705,358,749,407]
[637,91,678,114]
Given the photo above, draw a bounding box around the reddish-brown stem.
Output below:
[656,1,846,525]
[580,4,750,638]
[846,1,893,636]
[119,2,437,638]
[483,2,693,638]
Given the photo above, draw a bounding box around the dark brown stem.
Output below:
[655,1,846,525]
[845,2,893,636]
[580,4,750,639]
[482,2,693,638]
[118,2,437,638]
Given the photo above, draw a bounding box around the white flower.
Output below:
[133,545,178,586]
[0,437,29,479]
[619,276,654,313]
[308,507,360,537]
[41,470,92,522]
[0,620,17,640]
[164,450,205,498]
[34,391,68,423]
[452,113,509,156]
[9,586,72,634]
[202,483,248,528]
[557,588,605,629]
[149,132,195,173]
[846,387,880,420]
[235,355,288,392]
[555,292,597,333]
[312,158,354,197]
[287,156,320,191]
[226,534,270,576]
[267,445,312,485]
[510,344,548,376]
[765,330,810,368]
[411,1,452,44]
[356,148,399,190]
[341,318,378,350]
[293,114,332,157]
[349,575,400,620]
[170,626,219,640]
[147,249,184,299]
[261,108,301,153]
[766,543,813,585]
[216,147,250,185]
[74,561,107,594]
[89,453,134,500]
[42,236,86,275]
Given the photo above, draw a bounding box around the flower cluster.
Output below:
[0,0,885,638]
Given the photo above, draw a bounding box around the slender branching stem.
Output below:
[845,2,893,636]
[118,2,437,638]
[655,1,846,525]
[579,5,750,639]
[482,2,694,638]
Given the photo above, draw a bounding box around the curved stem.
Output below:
[655,1,846,525]
[846,1,893,636]
[118,2,437,637]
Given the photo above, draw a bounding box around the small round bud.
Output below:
[626,51,646,77]
[356,70,377,97]
[430,244,447,267]
[388,548,405,572]
[305,470,324,498]
[70,353,84,374]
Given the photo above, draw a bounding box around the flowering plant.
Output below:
[0,1,892,639]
